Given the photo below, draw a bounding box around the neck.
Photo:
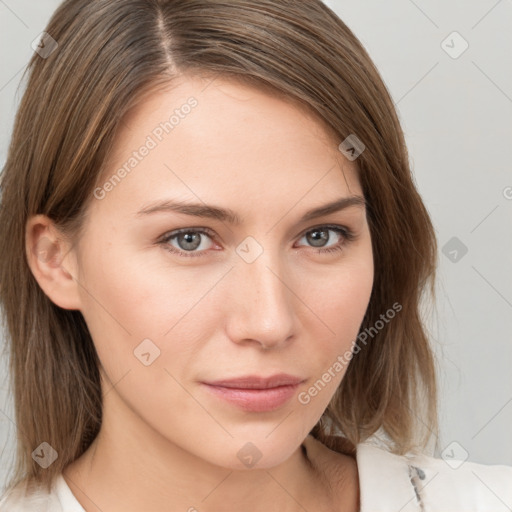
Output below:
[63,389,340,512]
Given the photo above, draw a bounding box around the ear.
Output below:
[25,214,83,310]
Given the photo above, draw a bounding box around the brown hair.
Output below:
[0,0,439,495]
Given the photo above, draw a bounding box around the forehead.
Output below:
[91,74,362,221]
[123,72,339,138]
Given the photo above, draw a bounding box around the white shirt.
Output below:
[1,442,511,511]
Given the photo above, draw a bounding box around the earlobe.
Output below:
[25,214,82,310]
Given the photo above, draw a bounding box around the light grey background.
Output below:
[1,0,511,492]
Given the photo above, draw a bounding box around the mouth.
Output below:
[201,374,306,412]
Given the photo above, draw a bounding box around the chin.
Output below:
[201,432,306,471]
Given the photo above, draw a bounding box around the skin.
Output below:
[26,74,374,512]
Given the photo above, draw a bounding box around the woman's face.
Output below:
[63,74,374,469]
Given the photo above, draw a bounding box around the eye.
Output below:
[158,224,356,258]
[159,228,217,258]
[295,225,356,254]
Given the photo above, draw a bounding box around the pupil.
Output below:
[308,230,328,247]
[179,232,201,250]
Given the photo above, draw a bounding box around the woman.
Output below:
[0,1,510,510]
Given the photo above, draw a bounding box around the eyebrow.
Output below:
[135,195,366,225]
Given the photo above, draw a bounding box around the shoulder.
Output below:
[0,474,81,512]
[356,441,512,512]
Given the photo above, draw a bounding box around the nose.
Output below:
[225,247,296,350]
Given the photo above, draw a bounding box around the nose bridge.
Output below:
[228,241,295,346]
[243,252,287,308]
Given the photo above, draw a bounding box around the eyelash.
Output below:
[158,224,356,259]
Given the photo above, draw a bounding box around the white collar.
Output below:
[356,442,425,511]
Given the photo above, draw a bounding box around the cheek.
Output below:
[77,236,193,334]
[76,241,227,381]
[300,255,374,393]
[308,254,374,340]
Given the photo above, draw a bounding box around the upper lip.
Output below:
[204,374,305,389]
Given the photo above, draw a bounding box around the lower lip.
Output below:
[202,383,300,412]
